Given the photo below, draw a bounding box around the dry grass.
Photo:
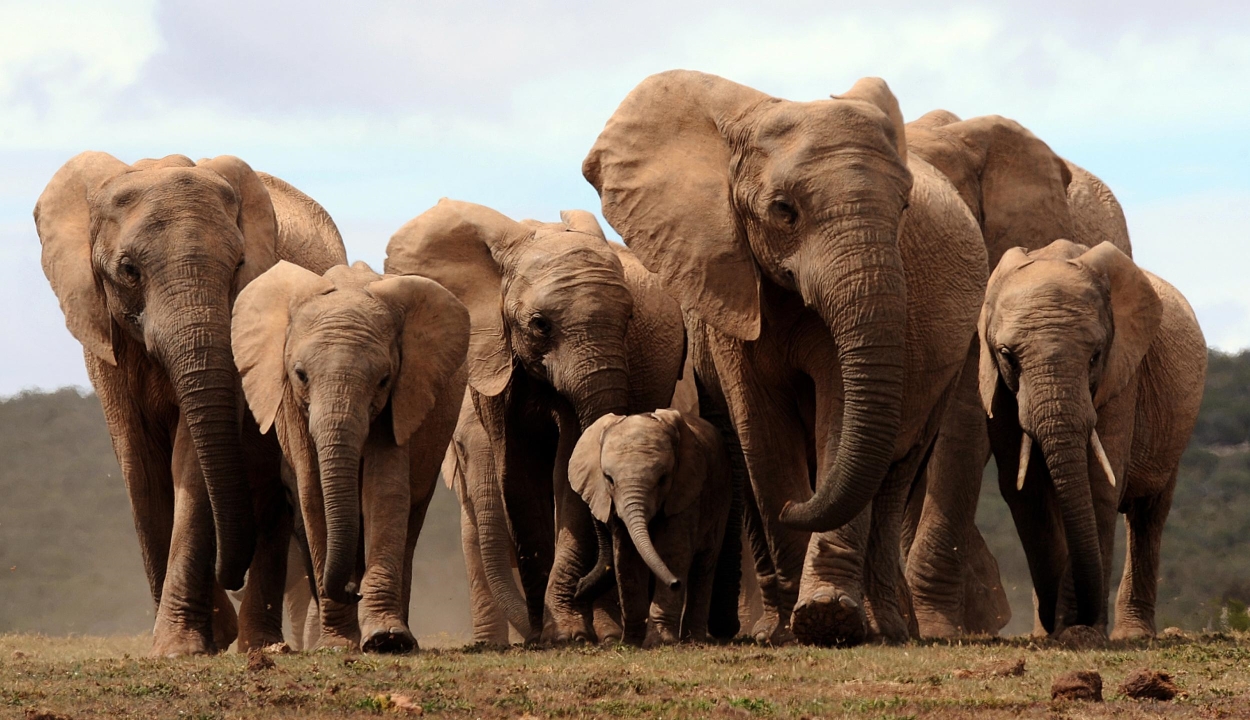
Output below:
[5,633,1250,719]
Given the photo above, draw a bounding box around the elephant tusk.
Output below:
[1016,432,1032,491]
[1090,429,1116,487]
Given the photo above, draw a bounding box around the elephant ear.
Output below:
[978,247,1036,416]
[952,116,1074,268]
[385,199,524,397]
[196,155,281,291]
[1074,242,1162,407]
[33,151,130,365]
[653,409,712,517]
[232,261,334,434]
[559,209,607,239]
[583,70,767,342]
[569,414,623,523]
[367,274,471,445]
[832,76,908,166]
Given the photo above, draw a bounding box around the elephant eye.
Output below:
[1090,351,1101,367]
[998,346,1019,371]
[770,199,799,227]
[378,374,391,389]
[604,472,615,487]
[235,256,245,272]
[118,258,141,283]
[530,314,553,337]
[294,367,308,384]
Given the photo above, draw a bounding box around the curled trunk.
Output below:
[780,231,907,531]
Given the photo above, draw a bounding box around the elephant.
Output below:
[583,71,988,646]
[899,111,1136,637]
[569,409,730,647]
[232,260,469,652]
[34,152,346,656]
[979,240,1205,639]
[385,200,705,644]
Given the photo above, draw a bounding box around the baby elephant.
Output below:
[233,261,469,652]
[979,240,1205,640]
[570,409,730,646]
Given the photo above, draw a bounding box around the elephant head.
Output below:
[584,71,913,531]
[978,240,1161,627]
[232,261,469,603]
[385,200,633,428]
[34,152,286,589]
[570,409,720,590]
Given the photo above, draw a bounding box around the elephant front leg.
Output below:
[1113,484,1174,639]
[460,495,510,645]
[151,416,222,657]
[358,439,417,654]
[237,435,289,651]
[611,523,651,647]
[793,513,869,647]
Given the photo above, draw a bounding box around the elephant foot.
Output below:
[750,615,795,646]
[151,624,214,658]
[237,630,286,653]
[211,586,239,651]
[362,626,417,654]
[315,630,361,652]
[1110,622,1155,642]
[792,590,867,647]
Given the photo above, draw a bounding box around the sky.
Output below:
[1,0,1247,395]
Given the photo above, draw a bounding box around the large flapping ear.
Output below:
[949,116,1075,267]
[196,156,281,291]
[385,199,523,396]
[367,274,471,444]
[978,247,1036,415]
[34,152,130,365]
[1074,242,1162,407]
[232,261,333,434]
[568,414,624,523]
[583,70,766,342]
[1064,162,1132,254]
[653,409,714,517]
[559,209,607,239]
[255,172,349,275]
[834,77,908,166]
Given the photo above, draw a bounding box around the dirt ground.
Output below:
[4,632,1249,719]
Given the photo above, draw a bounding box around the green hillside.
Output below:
[2,350,1248,638]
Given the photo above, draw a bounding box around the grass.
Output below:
[4,633,1250,719]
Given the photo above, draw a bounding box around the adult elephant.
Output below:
[583,71,988,645]
[385,201,699,643]
[900,111,1134,637]
[34,153,346,656]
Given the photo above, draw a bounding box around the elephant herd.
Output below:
[33,70,1206,657]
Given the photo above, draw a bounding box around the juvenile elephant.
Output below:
[34,153,346,655]
[900,112,1136,637]
[232,261,469,652]
[584,71,988,645]
[570,410,730,646]
[386,201,698,643]
[979,240,1205,639]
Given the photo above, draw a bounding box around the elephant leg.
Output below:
[996,435,1066,636]
[1113,482,1174,639]
[737,529,765,638]
[283,537,313,651]
[592,588,623,644]
[545,411,599,643]
[693,373,744,641]
[612,522,650,647]
[459,487,510,645]
[862,443,933,645]
[237,430,288,651]
[794,510,870,647]
[498,412,559,639]
[743,482,785,643]
[646,528,693,647]
[151,415,219,657]
[358,441,416,654]
[682,548,717,643]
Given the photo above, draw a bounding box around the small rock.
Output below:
[1119,669,1178,701]
[1056,625,1108,650]
[263,642,292,654]
[1051,670,1104,702]
[246,647,275,673]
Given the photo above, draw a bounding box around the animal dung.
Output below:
[1119,669,1178,701]
[245,647,275,673]
[1051,670,1104,702]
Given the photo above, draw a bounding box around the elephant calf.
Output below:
[233,260,469,652]
[979,240,1206,640]
[570,409,731,646]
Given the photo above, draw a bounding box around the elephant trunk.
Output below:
[470,451,533,638]
[575,517,616,603]
[310,403,368,605]
[1035,398,1103,628]
[154,291,255,591]
[780,227,907,531]
[620,497,680,591]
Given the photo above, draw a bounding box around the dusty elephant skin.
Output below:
[901,112,1136,639]
[386,201,692,644]
[33,152,346,656]
[233,261,469,653]
[569,410,731,646]
[583,70,987,646]
[980,240,1206,639]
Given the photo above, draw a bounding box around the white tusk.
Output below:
[1016,432,1032,491]
[1090,429,1117,487]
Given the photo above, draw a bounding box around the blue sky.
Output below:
[1,0,1247,395]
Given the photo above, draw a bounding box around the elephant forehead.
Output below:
[753,99,893,154]
[601,416,675,464]
[993,268,1109,338]
[512,242,628,297]
[291,289,397,340]
[101,166,236,214]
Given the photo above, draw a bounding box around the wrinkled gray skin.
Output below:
[570,410,731,646]
[386,201,695,643]
[584,71,987,646]
[233,261,469,653]
[900,111,1136,638]
[34,153,345,656]
[980,240,1205,639]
